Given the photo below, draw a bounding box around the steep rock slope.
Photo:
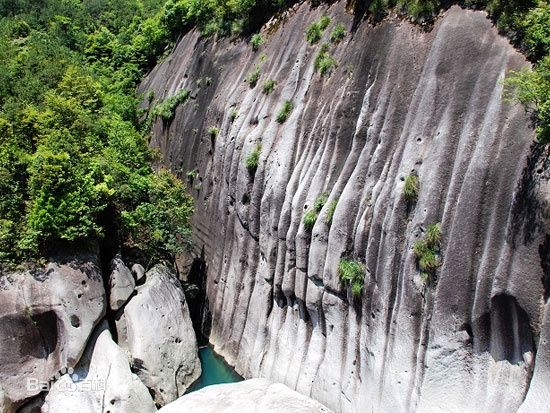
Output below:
[141,3,550,412]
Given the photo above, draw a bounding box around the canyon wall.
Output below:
[141,3,550,412]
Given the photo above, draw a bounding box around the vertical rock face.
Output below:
[141,3,550,412]
[0,253,106,408]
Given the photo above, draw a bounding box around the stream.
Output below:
[186,346,243,393]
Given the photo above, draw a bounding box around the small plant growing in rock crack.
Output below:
[262,79,276,95]
[151,89,190,122]
[276,100,294,123]
[205,77,213,86]
[245,144,262,175]
[338,259,365,297]
[229,108,238,123]
[186,169,198,181]
[247,65,261,88]
[305,21,322,44]
[330,23,346,44]
[326,199,338,226]
[303,193,328,231]
[413,222,442,285]
[305,15,331,44]
[319,15,331,30]
[314,44,337,76]
[404,173,419,204]
[208,126,219,139]
[250,33,264,51]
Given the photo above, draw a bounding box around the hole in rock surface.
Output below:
[0,311,59,361]
[474,294,534,364]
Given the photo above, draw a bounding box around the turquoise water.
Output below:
[187,346,243,393]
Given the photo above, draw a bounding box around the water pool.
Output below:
[186,346,243,393]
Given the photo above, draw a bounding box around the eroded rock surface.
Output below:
[117,265,201,406]
[0,253,106,408]
[141,2,550,412]
[158,379,331,413]
[108,257,136,311]
[43,321,156,413]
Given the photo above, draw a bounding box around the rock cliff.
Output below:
[141,2,550,412]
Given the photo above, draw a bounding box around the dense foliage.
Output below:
[0,1,196,267]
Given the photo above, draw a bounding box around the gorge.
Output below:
[0,1,549,412]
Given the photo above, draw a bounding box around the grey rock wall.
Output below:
[0,253,106,409]
[141,3,550,412]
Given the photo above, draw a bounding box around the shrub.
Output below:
[404,173,419,203]
[398,0,440,21]
[314,44,337,76]
[247,65,261,88]
[318,15,331,30]
[330,23,346,43]
[505,55,550,144]
[262,78,276,95]
[303,193,328,231]
[425,222,441,246]
[230,108,238,123]
[413,222,442,285]
[245,144,262,174]
[276,100,293,123]
[152,89,190,121]
[303,209,318,231]
[326,199,338,226]
[305,15,332,44]
[314,192,328,211]
[305,22,322,44]
[208,126,220,138]
[338,259,365,297]
[250,33,264,51]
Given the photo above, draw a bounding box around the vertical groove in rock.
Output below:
[141,3,549,412]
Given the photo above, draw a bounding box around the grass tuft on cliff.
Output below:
[245,144,262,175]
[276,100,294,123]
[338,259,365,297]
[404,173,420,204]
[413,222,442,285]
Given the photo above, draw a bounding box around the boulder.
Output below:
[0,253,106,408]
[118,265,201,406]
[43,321,156,413]
[158,379,332,413]
[131,263,146,283]
[109,258,135,311]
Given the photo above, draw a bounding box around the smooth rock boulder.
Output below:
[43,321,156,413]
[0,253,106,408]
[118,265,201,406]
[131,263,146,283]
[158,379,332,413]
[109,258,136,311]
